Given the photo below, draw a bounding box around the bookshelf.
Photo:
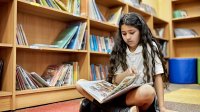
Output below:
[0,0,15,111]
[170,0,200,57]
[0,0,170,111]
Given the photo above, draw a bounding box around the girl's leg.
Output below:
[126,84,156,111]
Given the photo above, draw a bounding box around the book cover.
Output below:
[77,75,150,104]
[53,24,79,48]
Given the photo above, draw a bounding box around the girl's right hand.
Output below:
[125,66,137,77]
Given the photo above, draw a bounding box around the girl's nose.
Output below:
[126,34,131,40]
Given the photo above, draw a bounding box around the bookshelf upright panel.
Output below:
[0,0,15,111]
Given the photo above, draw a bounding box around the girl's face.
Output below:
[121,24,140,51]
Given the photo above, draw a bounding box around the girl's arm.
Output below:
[154,74,165,111]
[113,67,137,84]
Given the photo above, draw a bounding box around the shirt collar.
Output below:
[126,45,142,55]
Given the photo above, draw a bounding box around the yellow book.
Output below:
[54,0,68,11]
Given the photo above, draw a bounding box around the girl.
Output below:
[76,12,172,112]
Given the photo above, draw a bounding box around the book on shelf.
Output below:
[154,28,165,38]
[54,0,68,11]
[89,0,106,22]
[174,28,198,38]
[90,64,108,81]
[173,10,188,19]
[90,35,114,53]
[29,44,59,48]
[61,0,81,15]
[67,22,87,49]
[123,0,141,9]
[16,65,50,90]
[140,3,157,16]
[106,7,123,26]
[42,62,79,86]
[0,59,3,90]
[16,24,29,46]
[159,41,167,57]
[78,75,151,104]
[53,23,80,48]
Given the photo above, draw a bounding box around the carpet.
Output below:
[15,99,81,112]
[164,89,200,105]
[165,101,200,112]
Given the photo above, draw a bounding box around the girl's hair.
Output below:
[108,12,169,88]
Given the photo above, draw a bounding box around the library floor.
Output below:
[13,84,200,112]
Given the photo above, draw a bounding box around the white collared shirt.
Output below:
[115,43,164,84]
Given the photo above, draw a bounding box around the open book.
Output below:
[78,75,152,104]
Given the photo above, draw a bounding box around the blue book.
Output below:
[67,23,82,49]
[90,35,94,51]
[93,35,98,51]
[91,64,96,80]
[53,24,79,48]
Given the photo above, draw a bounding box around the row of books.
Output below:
[90,64,109,81]
[89,0,123,25]
[123,0,157,16]
[25,0,80,15]
[159,41,167,57]
[16,24,28,46]
[16,22,87,50]
[152,27,165,38]
[173,10,188,19]
[16,62,79,90]
[53,22,87,50]
[174,28,199,38]
[90,35,114,53]
[0,59,3,90]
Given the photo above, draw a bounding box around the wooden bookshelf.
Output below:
[0,0,170,111]
[90,19,118,32]
[0,0,15,111]
[170,0,200,57]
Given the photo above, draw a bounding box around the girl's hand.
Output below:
[124,66,137,77]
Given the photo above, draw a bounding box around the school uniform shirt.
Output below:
[115,43,164,84]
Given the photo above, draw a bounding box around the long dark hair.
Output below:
[108,12,168,88]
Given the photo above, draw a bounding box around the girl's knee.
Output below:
[139,84,155,100]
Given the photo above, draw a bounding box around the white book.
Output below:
[78,75,152,104]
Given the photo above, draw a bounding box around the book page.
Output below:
[78,80,116,103]
[108,76,136,95]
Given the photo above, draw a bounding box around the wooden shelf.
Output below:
[95,0,126,7]
[16,45,88,53]
[128,5,151,17]
[17,0,87,22]
[90,51,110,56]
[172,16,200,22]
[153,16,168,24]
[15,87,82,109]
[0,43,13,48]
[154,35,169,41]
[90,19,118,32]
[173,36,200,40]
[172,0,198,4]
[0,91,12,97]
[16,85,75,95]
